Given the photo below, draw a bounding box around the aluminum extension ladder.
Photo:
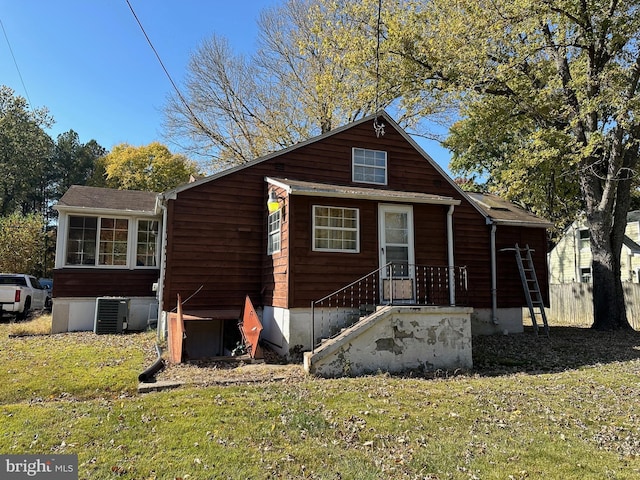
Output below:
[508,243,549,336]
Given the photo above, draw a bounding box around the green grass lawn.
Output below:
[1,318,640,479]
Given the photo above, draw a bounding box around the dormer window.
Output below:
[352,148,387,185]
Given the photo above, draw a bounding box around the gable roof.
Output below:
[627,210,640,222]
[466,192,553,227]
[267,177,460,206]
[623,235,640,255]
[161,111,548,230]
[163,111,466,201]
[55,185,159,215]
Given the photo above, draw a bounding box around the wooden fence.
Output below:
[547,282,640,329]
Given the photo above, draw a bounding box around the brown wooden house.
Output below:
[156,112,550,359]
[51,112,550,369]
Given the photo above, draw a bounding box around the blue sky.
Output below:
[0,0,452,172]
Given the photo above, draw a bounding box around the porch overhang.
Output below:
[265,177,460,206]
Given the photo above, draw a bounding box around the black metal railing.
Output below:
[310,263,468,351]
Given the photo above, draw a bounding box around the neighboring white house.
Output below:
[549,211,640,284]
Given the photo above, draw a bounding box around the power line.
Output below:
[0,18,32,106]
[373,0,385,137]
[124,0,211,138]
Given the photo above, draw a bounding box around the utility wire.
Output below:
[125,0,210,135]
[1,18,32,106]
[373,0,385,137]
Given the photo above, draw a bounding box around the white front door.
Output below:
[379,204,415,302]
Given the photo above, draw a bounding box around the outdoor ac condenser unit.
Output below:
[94,297,130,334]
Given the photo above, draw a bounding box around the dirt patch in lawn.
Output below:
[472,325,640,375]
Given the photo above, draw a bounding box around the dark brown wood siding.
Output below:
[288,196,379,306]
[451,208,494,308]
[495,226,550,307]
[161,119,549,313]
[286,199,455,308]
[53,269,159,297]
[163,180,265,313]
[263,186,289,309]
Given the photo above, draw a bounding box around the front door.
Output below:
[379,204,415,302]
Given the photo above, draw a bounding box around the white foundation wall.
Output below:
[261,306,313,357]
[262,305,478,363]
[52,297,158,333]
[470,308,524,335]
[305,306,473,377]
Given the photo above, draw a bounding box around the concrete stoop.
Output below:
[304,305,474,378]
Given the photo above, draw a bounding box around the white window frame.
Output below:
[578,229,590,250]
[312,205,360,253]
[97,217,130,266]
[135,219,160,267]
[267,210,281,255]
[64,214,159,269]
[352,148,387,185]
[66,215,99,266]
[580,267,592,283]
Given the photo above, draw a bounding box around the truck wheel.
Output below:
[16,298,31,321]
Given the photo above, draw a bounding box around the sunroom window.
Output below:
[353,148,387,185]
[98,218,129,266]
[136,220,159,266]
[65,215,158,268]
[313,206,359,253]
[67,216,98,265]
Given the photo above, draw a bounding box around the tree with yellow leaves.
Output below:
[100,142,200,192]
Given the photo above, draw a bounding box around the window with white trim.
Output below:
[136,220,159,266]
[313,206,359,252]
[65,215,159,268]
[579,229,590,250]
[352,148,387,185]
[67,216,98,265]
[98,217,129,265]
[267,210,281,255]
[580,267,592,283]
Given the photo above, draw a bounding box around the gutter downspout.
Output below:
[157,197,169,341]
[447,205,455,305]
[490,222,498,324]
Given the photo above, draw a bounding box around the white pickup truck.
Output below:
[0,274,51,320]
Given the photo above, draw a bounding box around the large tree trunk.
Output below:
[589,233,631,330]
[585,171,633,331]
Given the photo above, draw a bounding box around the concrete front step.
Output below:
[304,305,473,378]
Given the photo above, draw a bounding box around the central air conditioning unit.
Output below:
[94,297,130,334]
